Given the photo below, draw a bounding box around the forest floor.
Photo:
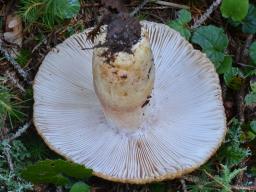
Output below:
[0,0,256,191]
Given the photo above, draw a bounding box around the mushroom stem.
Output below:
[93,27,155,132]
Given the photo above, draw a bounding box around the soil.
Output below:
[105,13,141,54]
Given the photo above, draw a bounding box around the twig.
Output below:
[232,185,256,191]
[241,34,254,59]
[191,0,222,29]
[237,62,256,69]
[182,175,201,183]
[204,170,232,192]
[6,121,32,143]
[142,6,174,10]
[0,44,31,84]
[3,146,14,172]
[130,0,150,16]
[237,83,246,123]
[56,186,64,192]
[235,35,254,124]
[32,37,47,53]
[5,70,25,92]
[153,0,189,9]
[180,179,188,192]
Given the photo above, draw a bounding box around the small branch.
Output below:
[5,70,25,92]
[237,62,256,69]
[191,0,222,29]
[180,179,188,192]
[182,175,201,183]
[204,170,232,192]
[241,34,254,59]
[3,146,14,172]
[232,185,256,191]
[0,44,31,84]
[6,121,32,143]
[237,83,246,123]
[235,34,254,123]
[153,0,189,9]
[130,0,150,16]
[32,37,47,53]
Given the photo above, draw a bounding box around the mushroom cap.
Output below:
[33,21,226,184]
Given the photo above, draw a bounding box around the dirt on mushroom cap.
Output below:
[105,13,141,54]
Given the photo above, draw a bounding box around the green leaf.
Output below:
[16,49,31,67]
[21,159,93,185]
[251,81,256,92]
[176,9,192,23]
[217,118,251,166]
[224,67,244,90]
[220,0,249,21]
[245,92,256,105]
[0,85,26,127]
[249,41,256,64]
[192,25,228,69]
[245,81,256,105]
[70,182,90,192]
[250,121,256,134]
[19,0,80,30]
[241,4,256,34]
[168,9,192,40]
[210,165,246,192]
[55,0,80,19]
[217,55,232,74]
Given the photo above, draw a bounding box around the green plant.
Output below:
[21,159,92,186]
[0,140,33,192]
[224,67,244,90]
[70,182,90,192]
[245,81,256,105]
[205,165,246,192]
[167,9,192,40]
[217,118,251,167]
[221,0,249,22]
[0,85,26,128]
[229,4,256,34]
[192,25,232,74]
[249,41,256,64]
[19,0,80,30]
[16,49,31,67]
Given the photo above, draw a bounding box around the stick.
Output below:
[3,146,14,172]
[5,70,25,92]
[6,121,32,143]
[0,44,31,84]
[236,35,254,123]
[180,179,188,192]
[191,0,222,29]
[232,185,256,191]
[154,1,189,9]
[130,0,151,16]
[241,34,254,59]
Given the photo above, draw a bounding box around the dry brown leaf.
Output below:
[4,14,23,46]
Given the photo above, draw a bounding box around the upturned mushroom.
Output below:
[33,13,226,184]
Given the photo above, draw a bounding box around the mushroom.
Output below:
[33,19,226,184]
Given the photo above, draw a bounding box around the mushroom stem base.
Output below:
[103,106,144,133]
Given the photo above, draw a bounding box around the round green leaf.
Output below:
[224,67,244,90]
[217,55,232,74]
[192,25,228,68]
[221,0,249,21]
[70,182,90,192]
[250,121,256,134]
[242,4,256,34]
